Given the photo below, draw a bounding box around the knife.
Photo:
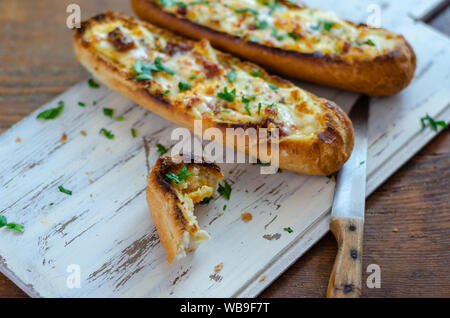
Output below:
[326,95,369,298]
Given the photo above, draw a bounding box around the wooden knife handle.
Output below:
[327,216,364,298]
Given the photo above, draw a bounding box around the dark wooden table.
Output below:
[0,0,449,298]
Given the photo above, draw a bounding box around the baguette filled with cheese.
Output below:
[147,155,223,263]
[131,0,416,96]
[73,11,353,175]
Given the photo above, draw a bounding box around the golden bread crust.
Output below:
[73,11,354,175]
[131,0,416,96]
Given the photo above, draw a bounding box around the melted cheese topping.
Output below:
[156,0,401,58]
[82,17,327,139]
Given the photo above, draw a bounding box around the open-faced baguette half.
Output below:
[132,0,416,96]
[73,11,353,175]
[147,154,223,263]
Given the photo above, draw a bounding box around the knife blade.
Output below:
[326,94,369,298]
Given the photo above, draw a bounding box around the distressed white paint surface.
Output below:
[0,1,449,297]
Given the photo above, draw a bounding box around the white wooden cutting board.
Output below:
[0,0,449,297]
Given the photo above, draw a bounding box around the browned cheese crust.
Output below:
[73,11,354,175]
[147,155,223,263]
[132,0,416,96]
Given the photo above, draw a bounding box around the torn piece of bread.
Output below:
[147,155,224,263]
[73,11,354,176]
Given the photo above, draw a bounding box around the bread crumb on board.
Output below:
[61,133,67,144]
[258,274,266,282]
[89,178,94,183]
[15,137,22,143]
[393,227,398,232]
[241,212,253,222]
[80,130,87,136]
[217,211,223,216]
[214,262,224,273]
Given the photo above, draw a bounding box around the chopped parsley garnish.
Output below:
[161,90,171,95]
[178,81,192,92]
[221,109,232,113]
[165,165,192,184]
[353,39,375,46]
[223,204,227,211]
[251,68,263,77]
[269,84,279,90]
[270,26,279,37]
[227,69,237,83]
[100,128,114,139]
[258,102,262,115]
[58,185,72,195]
[78,102,86,107]
[103,108,114,118]
[311,19,335,32]
[217,87,236,102]
[37,101,64,120]
[255,20,268,30]
[133,58,158,80]
[420,114,448,132]
[189,74,198,81]
[88,78,100,88]
[131,128,137,138]
[157,143,169,155]
[218,180,232,200]
[288,32,299,40]
[0,216,25,234]
[283,227,293,233]
[234,8,259,15]
[0,216,6,227]
[242,96,252,115]
[93,101,97,106]
[116,116,124,121]
[154,57,175,75]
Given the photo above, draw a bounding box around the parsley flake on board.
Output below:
[218,181,232,200]
[58,185,72,195]
[100,128,115,139]
[116,116,124,121]
[88,78,100,88]
[78,102,86,107]
[217,87,236,102]
[103,108,114,118]
[420,114,448,132]
[0,216,25,234]
[283,227,293,233]
[37,101,64,120]
[131,128,137,138]
[157,143,169,155]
